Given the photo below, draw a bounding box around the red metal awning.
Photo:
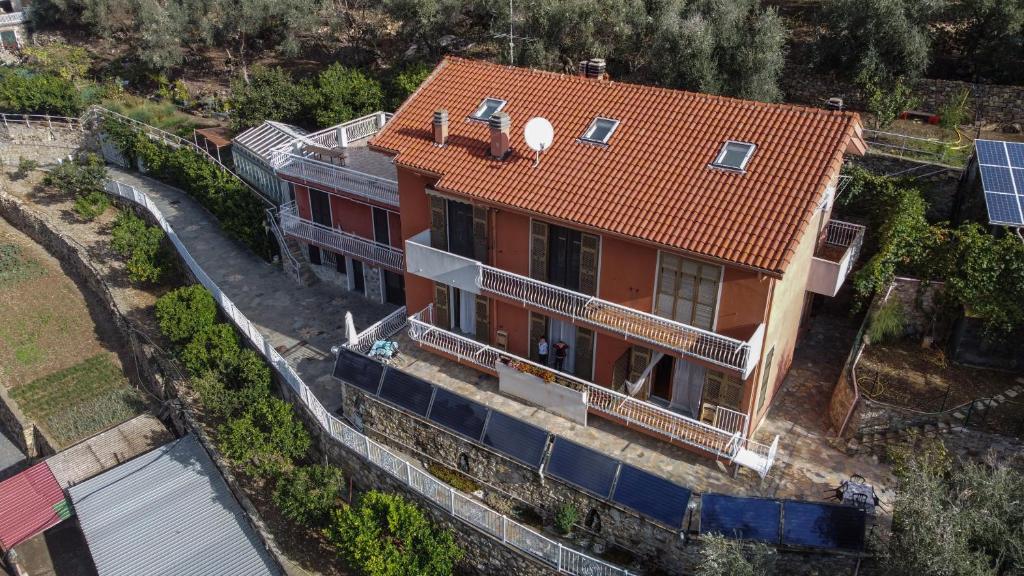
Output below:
[0,462,70,551]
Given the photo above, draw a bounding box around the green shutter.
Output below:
[578,233,600,296]
[529,311,549,362]
[475,295,491,344]
[574,327,594,380]
[433,283,450,330]
[429,195,447,250]
[473,205,489,264]
[530,220,548,282]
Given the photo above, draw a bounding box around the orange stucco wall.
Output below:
[597,236,657,311]
[331,196,373,239]
[397,167,435,314]
[493,210,530,275]
[716,267,771,340]
[494,301,530,357]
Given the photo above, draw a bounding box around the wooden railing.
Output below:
[278,201,405,272]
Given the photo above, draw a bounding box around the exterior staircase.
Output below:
[267,208,317,286]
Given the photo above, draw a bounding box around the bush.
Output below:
[0,67,83,116]
[866,299,906,344]
[387,63,432,109]
[695,534,776,576]
[193,371,270,421]
[181,323,242,377]
[554,502,577,535]
[14,157,39,180]
[312,64,384,127]
[43,153,107,199]
[110,210,168,283]
[324,490,463,576]
[218,394,311,476]
[426,462,479,493]
[228,67,315,132]
[858,69,919,130]
[73,191,111,221]
[273,464,345,528]
[155,285,218,345]
[22,43,93,82]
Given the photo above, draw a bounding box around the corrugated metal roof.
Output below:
[233,121,307,164]
[67,435,280,576]
[0,462,69,551]
[46,413,174,488]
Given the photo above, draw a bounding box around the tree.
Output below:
[819,0,942,81]
[181,322,243,377]
[386,63,433,110]
[324,491,463,576]
[228,66,314,131]
[0,68,83,116]
[155,285,219,345]
[273,464,345,528]
[110,210,169,283]
[951,0,1024,84]
[219,394,311,476]
[43,153,107,199]
[695,534,776,576]
[311,64,384,127]
[940,223,1024,336]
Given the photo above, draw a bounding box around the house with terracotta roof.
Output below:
[266,113,407,304]
[368,57,867,474]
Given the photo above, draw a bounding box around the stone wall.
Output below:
[0,384,54,458]
[0,124,85,167]
[782,72,1024,128]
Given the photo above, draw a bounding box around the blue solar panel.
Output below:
[545,438,619,498]
[480,411,549,468]
[333,349,384,394]
[700,494,781,543]
[977,139,1009,166]
[428,388,489,440]
[981,165,1016,194]
[782,501,866,551]
[1007,143,1024,168]
[611,465,691,528]
[378,368,435,416]
[985,192,1024,225]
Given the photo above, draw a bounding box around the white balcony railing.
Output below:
[272,150,399,207]
[409,305,752,458]
[344,306,408,354]
[406,231,764,377]
[0,11,25,25]
[278,201,405,273]
[808,219,866,297]
[307,112,393,148]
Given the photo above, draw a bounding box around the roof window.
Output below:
[580,117,619,145]
[471,98,507,121]
[713,141,756,171]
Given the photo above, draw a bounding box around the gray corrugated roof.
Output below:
[67,435,280,576]
[233,121,307,164]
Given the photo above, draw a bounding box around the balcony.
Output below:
[406,230,764,378]
[278,201,405,273]
[408,305,780,476]
[808,219,866,297]
[0,11,24,25]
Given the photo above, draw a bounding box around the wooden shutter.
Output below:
[530,220,548,282]
[756,347,775,414]
[574,327,594,380]
[475,295,491,344]
[433,283,450,330]
[429,195,447,250]
[702,370,743,412]
[627,347,652,383]
[578,233,600,296]
[473,205,489,265]
[528,312,548,362]
[611,348,630,392]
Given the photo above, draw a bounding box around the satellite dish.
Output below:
[524,117,554,166]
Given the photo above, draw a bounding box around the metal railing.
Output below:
[0,11,24,25]
[863,128,972,168]
[100,178,631,576]
[267,207,301,282]
[277,201,405,273]
[306,112,393,148]
[1,113,83,131]
[732,435,780,479]
[821,219,865,252]
[406,232,763,377]
[706,405,749,436]
[344,306,408,354]
[408,305,757,461]
[272,150,400,207]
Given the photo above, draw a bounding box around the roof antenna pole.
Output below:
[509,0,514,65]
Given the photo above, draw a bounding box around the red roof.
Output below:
[0,462,68,550]
[371,58,864,274]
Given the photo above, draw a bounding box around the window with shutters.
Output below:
[756,347,774,414]
[655,253,721,330]
[533,221,600,295]
[702,369,743,412]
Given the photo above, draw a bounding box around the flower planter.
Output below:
[495,361,588,425]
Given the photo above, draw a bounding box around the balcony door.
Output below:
[373,207,390,245]
[309,188,332,227]
[655,253,720,330]
[649,355,705,418]
[530,221,599,296]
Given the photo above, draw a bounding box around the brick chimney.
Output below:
[585,58,607,80]
[432,109,449,146]
[489,111,511,159]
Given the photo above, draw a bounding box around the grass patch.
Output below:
[14,343,42,366]
[427,462,480,493]
[10,353,149,447]
[0,243,45,287]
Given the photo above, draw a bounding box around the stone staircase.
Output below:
[282,234,319,286]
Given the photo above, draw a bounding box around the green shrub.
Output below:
[43,153,107,198]
[866,299,906,344]
[22,43,92,82]
[229,348,272,390]
[387,63,432,109]
[324,490,463,576]
[695,534,776,576]
[311,64,384,127]
[554,502,577,535]
[228,66,315,132]
[14,157,39,180]
[181,323,242,377]
[0,67,83,116]
[218,394,311,476]
[110,210,168,283]
[73,190,111,221]
[426,462,479,493]
[193,371,270,421]
[273,464,345,528]
[155,285,218,345]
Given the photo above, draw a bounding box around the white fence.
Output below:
[0,11,24,25]
[101,178,630,576]
[278,201,405,273]
[345,306,408,354]
[1,113,83,131]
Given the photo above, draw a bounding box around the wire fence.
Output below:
[101,178,632,576]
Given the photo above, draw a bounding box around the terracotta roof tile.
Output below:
[371,58,862,274]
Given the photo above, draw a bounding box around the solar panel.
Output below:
[699,494,781,543]
[378,368,435,416]
[611,464,691,528]
[427,388,489,440]
[781,501,866,551]
[480,411,549,468]
[976,139,1024,227]
[545,438,619,499]
[332,349,384,394]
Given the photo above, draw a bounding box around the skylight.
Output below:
[471,98,507,121]
[713,141,756,171]
[581,117,619,145]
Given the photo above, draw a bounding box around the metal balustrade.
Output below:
[863,128,972,168]
[266,207,301,282]
[306,112,393,148]
[406,231,763,377]
[277,201,405,272]
[809,219,866,298]
[272,151,400,207]
[0,11,24,24]
[408,305,761,462]
[344,306,408,353]
[100,178,631,576]
[1,112,82,131]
